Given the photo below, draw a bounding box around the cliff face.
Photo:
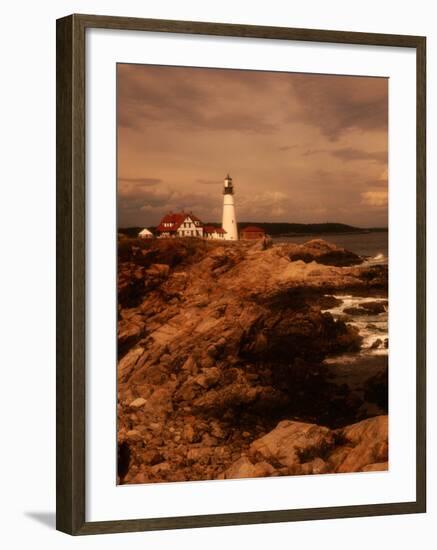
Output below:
[117,238,388,484]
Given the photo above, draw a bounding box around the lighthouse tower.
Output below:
[222,174,238,240]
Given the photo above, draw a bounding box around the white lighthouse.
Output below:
[222,174,238,240]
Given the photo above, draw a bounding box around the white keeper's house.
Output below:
[156,212,204,238]
[155,211,228,240]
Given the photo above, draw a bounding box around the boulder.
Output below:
[249,420,335,469]
[118,347,145,381]
[369,338,383,350]
[344,307,368,316]
[145,263,170,279]
[182,424,195,443]
[129,397,147,409]
[344,301,386,316]
[361,301,387,314]
[361,462,388,472]
[335,416,388,473]
[300,457,329,475]
[224,457,276,479]
[288,239,363,267]
[194,367,221,389]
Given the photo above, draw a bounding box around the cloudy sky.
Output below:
[117,64,388,228]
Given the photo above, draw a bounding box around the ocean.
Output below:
[276,231,389,368]
[275,231,388,265]
[322,295,388,359]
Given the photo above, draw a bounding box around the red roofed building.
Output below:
[203,225,227,240]
[156,211,204,238]
[240,225,266,240]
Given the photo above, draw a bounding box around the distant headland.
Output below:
[118,222,388,239]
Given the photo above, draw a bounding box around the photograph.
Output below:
[116,63,389,485]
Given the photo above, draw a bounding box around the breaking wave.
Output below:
[362,252,388,266]
[322,295,388,359]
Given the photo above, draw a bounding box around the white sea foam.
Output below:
[362,252,388,266]
[322,295,388,357]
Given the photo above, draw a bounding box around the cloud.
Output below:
[117,184,176,225]
[118,178,167,211]
[302,147,386,164]
[277,145,298,152]
[291,75,388,141]
[137,187,176,207]
[196,178,222,185]
[330,148,387,163]
[118,180,224,226]
[302,149,325,157]
[361,190,388,207]
[117,64,277,134]
[238,190,290,219]
[119,177,162,186]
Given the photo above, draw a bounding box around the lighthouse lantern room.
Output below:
[222,174,238,240]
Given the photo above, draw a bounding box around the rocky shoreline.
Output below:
[117,237,388,484]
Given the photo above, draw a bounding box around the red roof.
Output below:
[241,225,265,233]
[188,212,203,223]
[160,212,185,224]
[156,211,204,233]
[204,225,226,234]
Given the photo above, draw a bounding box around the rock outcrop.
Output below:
[223,415,388,479]
[287,238,363,267]
[117,237,388,484]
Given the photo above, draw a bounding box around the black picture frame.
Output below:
[56,13,426,535]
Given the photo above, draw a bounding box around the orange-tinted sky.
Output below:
[117,64,388,228]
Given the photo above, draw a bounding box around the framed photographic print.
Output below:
[56,14,426,535]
